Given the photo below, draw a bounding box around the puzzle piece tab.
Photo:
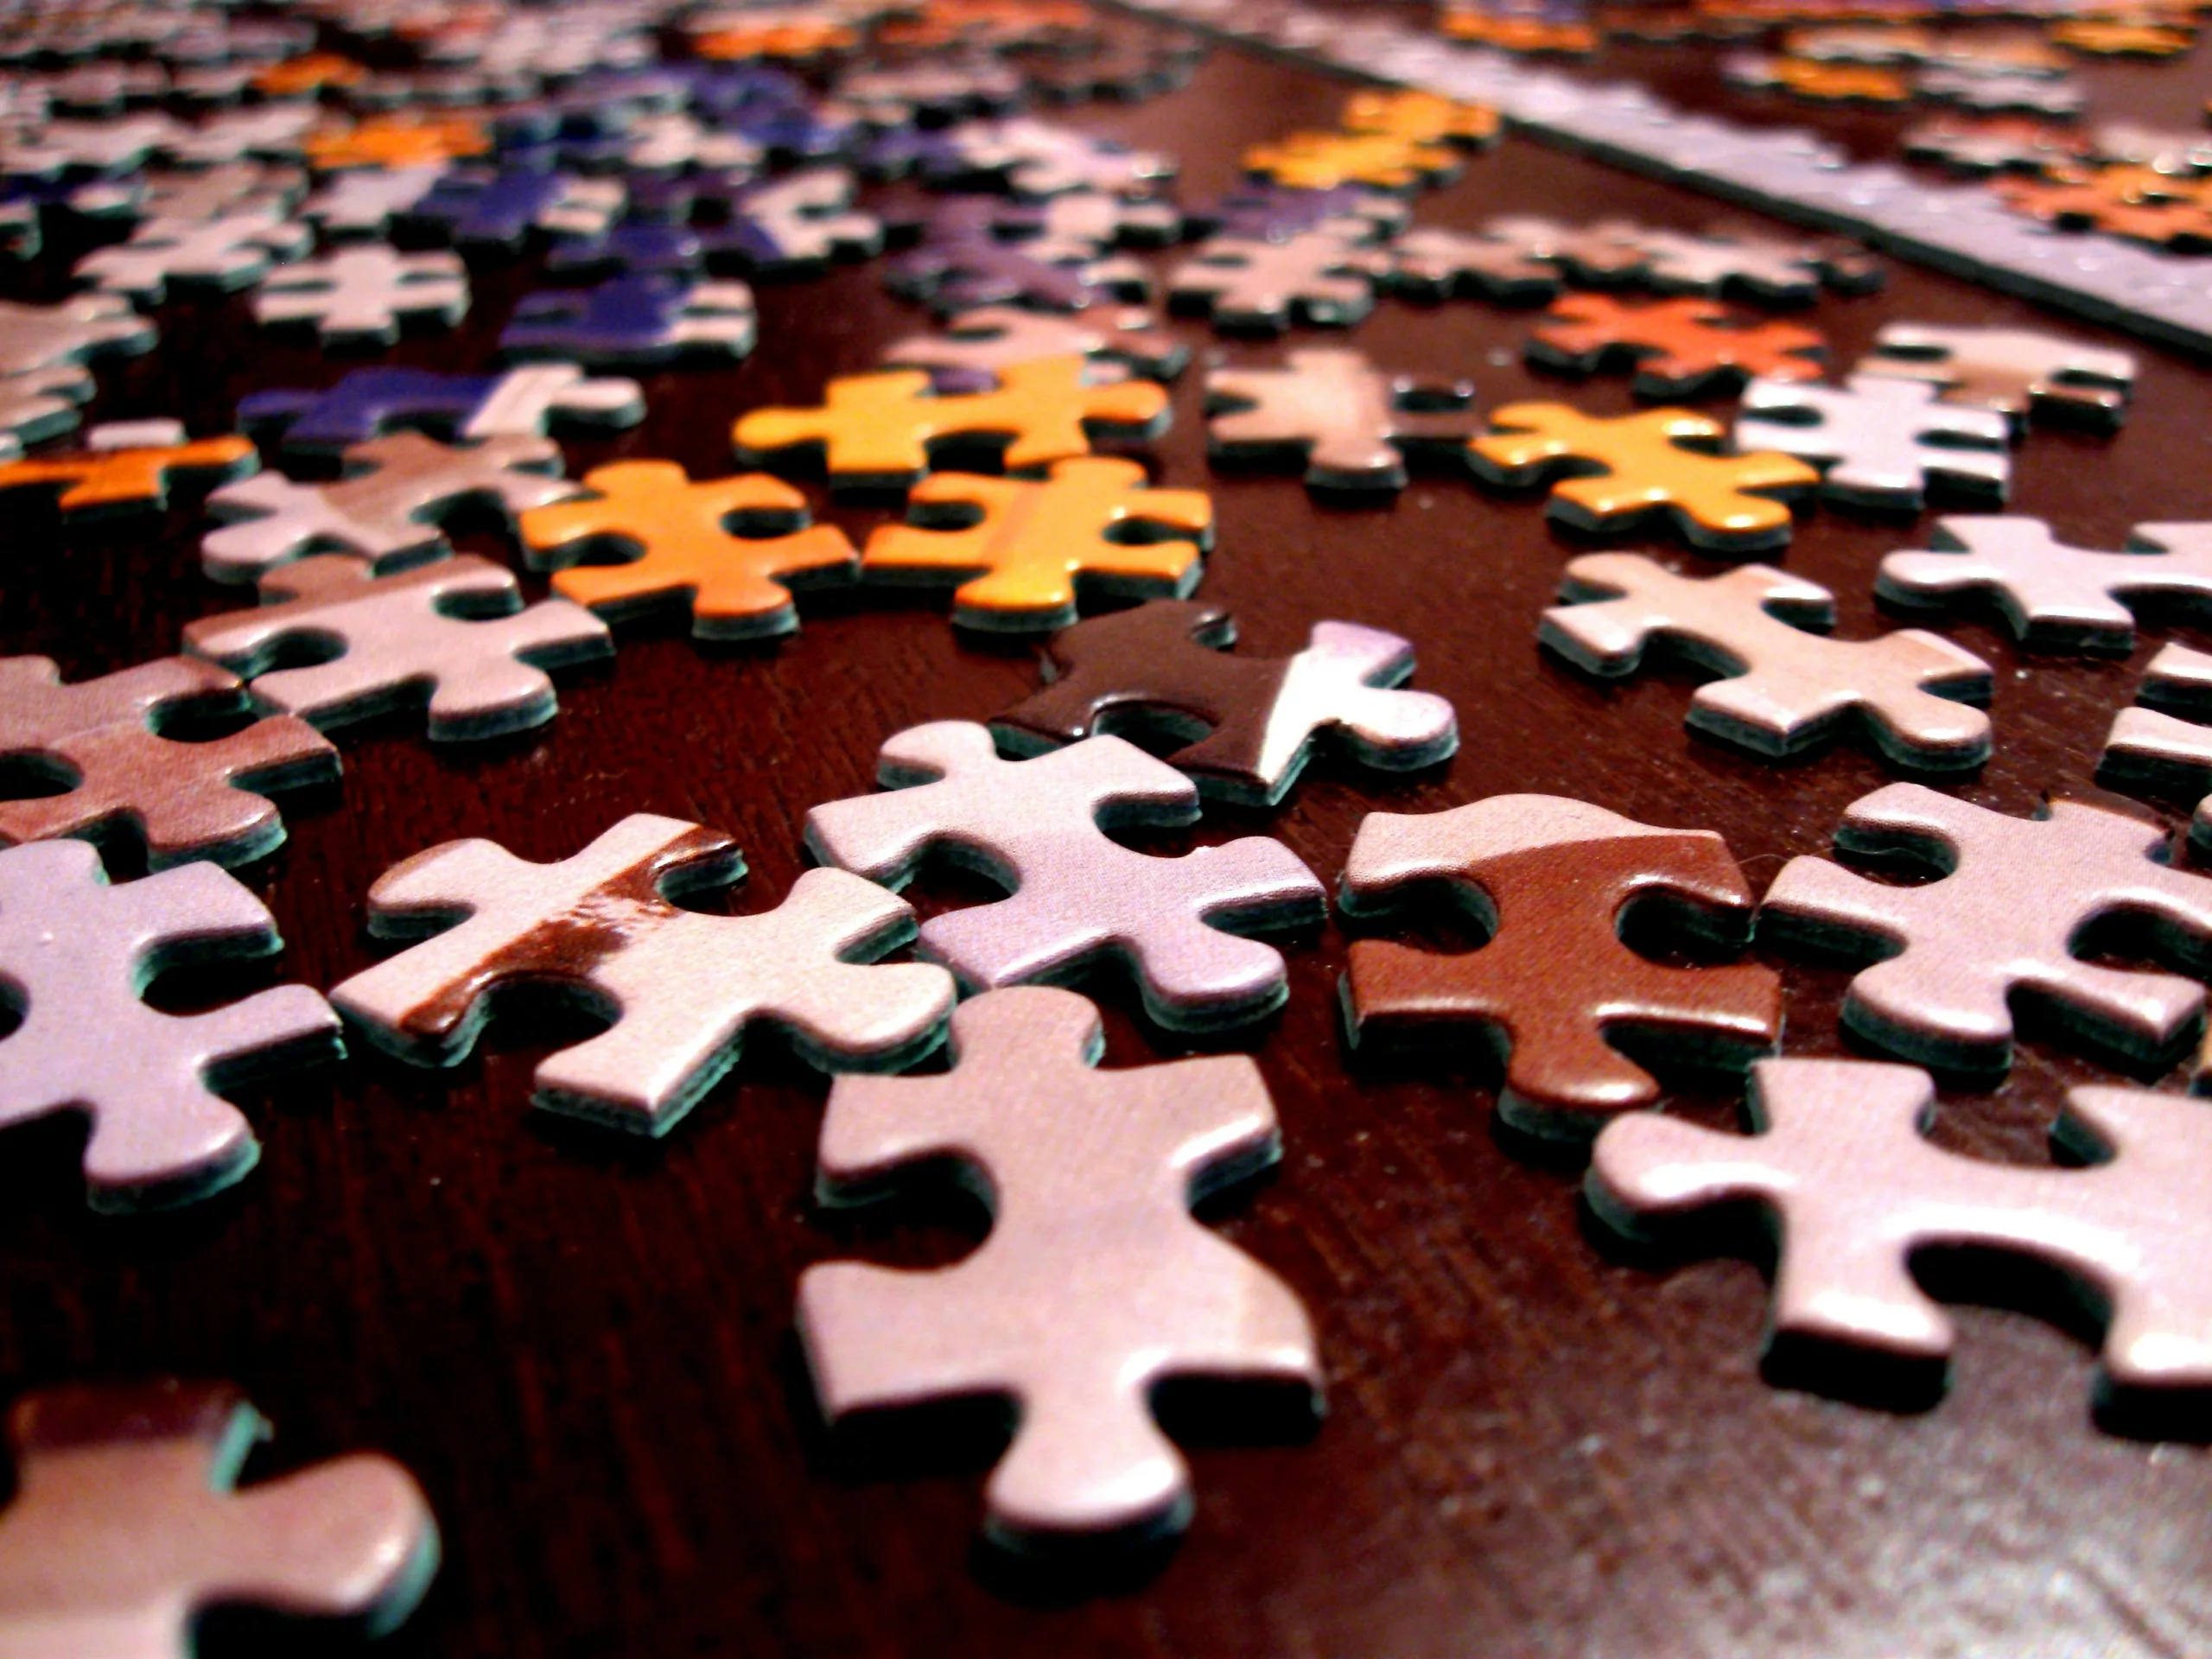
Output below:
[1529,295,1827,398]
[1205,346,1482,495]
[1388,226,1563,303]
[499,275,756,367]
[1735,374,2010,508]
[800,986,1319,1545]
[0,429,255,517]
[332,813,954,1133]
[2101,642,2212,854]
[1856,321,2135,432]
[1168,232,1390,334]
[238,365,645,454]
[806,721,1325,1028]
[251,245,467,346]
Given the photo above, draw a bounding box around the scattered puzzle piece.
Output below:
[799,985,1320,1546]
[720,167,881,275]
[1167,232,1390,334]
[201,431,580,583]
[0,840,340,1207]
[400,166,625,251]
[2101,643,2212,852]
[499,275,756,367]
[1478,213,1652,285]
[251,245,467,346]
[299,112,489,172]
[1529,294,1827,398]
[0,428,256,517]
[734,355,1168,493]
[331,812,954,1133]
[1205,346,1482,494]
[1762,784,2212,1068]
[0,656,335,869]
[881,305,1187,393]
[994,600,1456,804]
[1630,227,1881,303]
[1188,183,1408,245]
[1904,114,2088,175]
[888,197,1147,315]
[1587,1058,2212,1395]
[1243,130,1462,193]
[1470,403,1819,554]
[1388,226,1562,302]
[1724,52,1912,101]
[1735,374,2011,508]
[300,164,443,238]
[238,365,645,454]
[1994,173,2212,250]
[520,461,857,639]
[1340,795,1780,1137]
[1876,516,2212,651]
[1856,321,2136,431]
[805,721,1325,1028]
[2050,18,2192,54]
[73,208,311,303]
[1341,89,1501,148]
[1544,552,1993,766]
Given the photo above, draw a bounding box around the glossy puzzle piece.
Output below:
[0,367,89,461]
[0,840,340,1208]
[1006,192,1182,263]
[799,986,1320,1546]
[1341,89,1501,148]
[1876,516,2212,651]
[72,208,311,303]
[931,119,1174,199]
[1762,784,2212,1069]
[805,721,1326,1028]
[520,461,857,639]
[298,112,491,172]
[994,600,1457,804]
[0,428,256,517]
[1587,1058,2212,1394]
[1734,374,2011,508]
[400,166,624,250]
[0,298,150,402]
[1724,52,1912,101]
[1470,403,1820,554]
[1205,346,1482,494]
[1341,795,1780,1137]
[186,554,612,741]
[1388,226,1563,302]
[2101,643,2212,851]
[1856,321,2135,431]
[499,274,756,366]
[881,305,1188,393]
[201,430,579,583]
[301,165,444,238]
[331,812,954,1134]
[734,355,1168,493]
[1243,129,1462,193]
[251,245,467,346]
[1544,552,1993,766]
[1528,294,1827,398]
[0,1381,437,1649]
[1167,232,1391,334]
[238,365,645,454]
[0,656,334,868]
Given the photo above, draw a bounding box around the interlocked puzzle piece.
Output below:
[0,427,256,517]
[799,985,1320,1546]
[1876,516,2212,651]
[862,458,1211,632]
[720,168,881,275]
[1528,295,1827,398]
[1735,374,2011,508]
[807,722,1324,1027]
[1243,130,1462,193]
[1856,321,2136,431]
[0,656,334,869]
[1630,227,1882,302]
[1470,403,1820,554]
[300,165,444,238]
[889,198,1147,315]
[186,554,612,741]
[1389,226,1563,302]
[238,365,645,454]
[1588,1058,2212,1395]
[0,840,340,1207]
[499,274,756,367]
[2101,642,2212,852]
[251,245,467,346]
[1544,552,1993,766]
[882,305,1187,394]
[331,812,954,1133]
[72,208,311,303]
[1167,232,1391,334]
[994,600,1457,804]
[1341,795,1780,1138]
[398,166,624,250]
[734,354,1168,493]
[0,1381,436,1647]
[201,430,580,583]
[1763,784,2212,1068]
[519,461,857,639]
[1341,89,1502,148]
[1205,346,1483,493]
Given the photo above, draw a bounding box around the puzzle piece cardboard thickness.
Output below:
[1205,347,1481,494]
[1528,294,1827,398]
[238,365,645,453]
[0,431,256,518]
[1167,232,1390,334]
[251,245,467,346]
[2101,643,2212,852]
[881,306,1188,394]
[1856,321,2135,431]
[500,276,756,368]
[1735,375,2010,509]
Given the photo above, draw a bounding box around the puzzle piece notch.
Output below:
[499,275,756,368]
[1588,1058,2212,1394]
[0,431,256,517]
[238,365,645,454]
[0,840,340,1208]
[804,721,1325,1030]
[800,985,1319,1545]
[1544,552,1993,768]
[1205,346,1482,495]
[2101,644,2212,854]
[1856,321,2135,432]
[1529,294,1827,398]
[330,813,954,1134]
[251,245,467,346]
[1341,795,1781,1137]
[994,600,1456,804]
[1761,784,2212,1071]
[1167,232,1390,334]
[881,305,1188,394]
[1735,374,2010,509]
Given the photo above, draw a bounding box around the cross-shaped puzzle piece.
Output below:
[399,166,625,250]
[0,427,257,517]
[1529,294,1827,398]
[1735,374,2011,508]
[799,985,1320,1546]
[1544,552,1993,766]
[1762,784,2212,1069]
[805,721,1325,1027]
[185,553,612,742]
[1341,88,1501,148]
[1471,403,1820,553]
[882,305,1187,394]
[994,600,1457,804]
[252,245,468,346]
[1243,129,1462,193]
[1168,231,1390,334]
[331,812,955,1133]
[1206,346,1483,494]
[73,208,311,303]
[499,274,756,367]
[1341,794,1780,1138]
[1388,226,1563,302]
[2101,643,2212,853]
[1856,321,2135,431]
[520,461,858,639]
[238,365,645,454]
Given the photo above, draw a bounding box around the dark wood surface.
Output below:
[5,29,2212,1659]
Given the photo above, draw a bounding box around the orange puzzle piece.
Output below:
[1742,56,1912,99]
[1340,90,1502,148]
[692,16,859,60]
[732,354,1169,493]
[0,434,257,516]
[876,0,1095,48]
[302,114,490,172]
[519,461,858,640]
[1996,175,2212,248]
[1529,294,1827,397]
[1441,11,1600,54]
[1243,130,1462,193]
[2049,18,2193,54]
[1470,403,1818,555]
[251,54,368,96]
[862,456,1212,632]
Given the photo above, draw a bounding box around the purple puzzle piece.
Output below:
[499,274,755,367]
[238,365,645,454]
